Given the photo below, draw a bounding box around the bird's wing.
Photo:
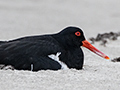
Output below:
[0,35,62,70]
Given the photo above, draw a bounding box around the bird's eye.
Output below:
[75,31,81,36]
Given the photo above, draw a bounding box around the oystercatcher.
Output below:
[0,27,109,71]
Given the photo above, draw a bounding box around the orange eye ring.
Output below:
[75,31,81,36]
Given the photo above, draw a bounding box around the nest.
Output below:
[89,32,120,46]
[111,57,120,62]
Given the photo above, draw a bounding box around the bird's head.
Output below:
[54,26,109,60]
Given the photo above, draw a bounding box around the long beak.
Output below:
[82,40,110,59]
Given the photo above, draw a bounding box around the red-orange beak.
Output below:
[82,40,110,59]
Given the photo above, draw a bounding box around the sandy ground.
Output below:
[0,0,120,90]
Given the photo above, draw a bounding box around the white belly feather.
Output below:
[48,52,69,70]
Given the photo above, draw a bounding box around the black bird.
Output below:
[0,27,109,71]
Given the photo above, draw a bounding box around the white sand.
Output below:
[0,0,120,90]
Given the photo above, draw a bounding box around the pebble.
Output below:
[0,64,14,70]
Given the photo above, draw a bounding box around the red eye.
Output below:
[75,31,81,36]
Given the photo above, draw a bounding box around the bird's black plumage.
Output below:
[0,26,86,71]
